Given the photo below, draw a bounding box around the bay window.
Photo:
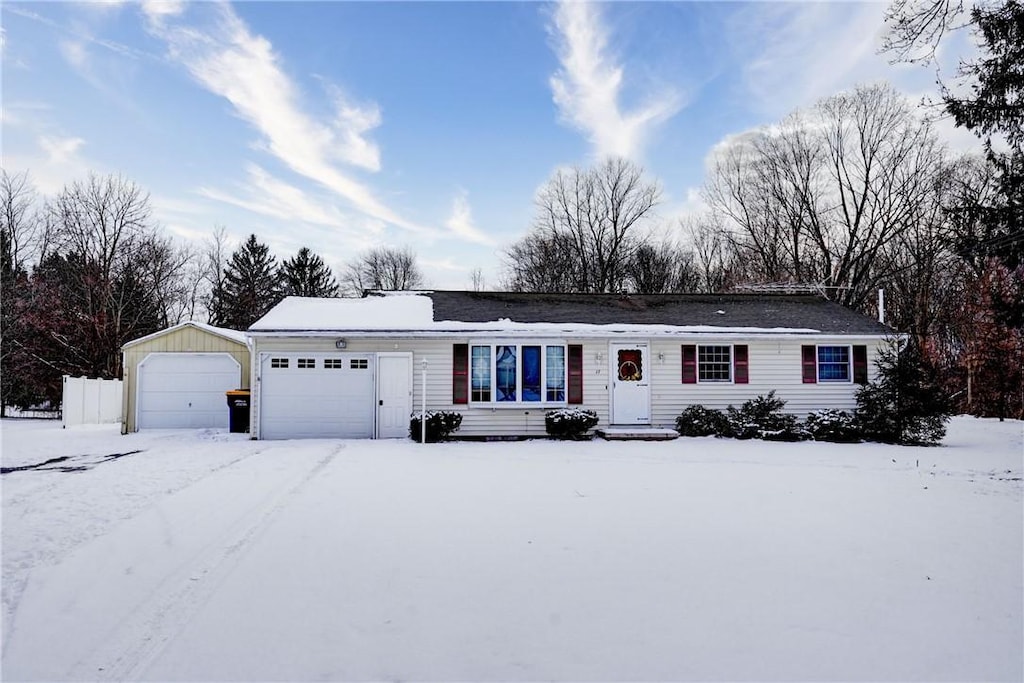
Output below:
[470,343,567,404]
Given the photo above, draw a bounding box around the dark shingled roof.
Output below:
[410,291,891,335]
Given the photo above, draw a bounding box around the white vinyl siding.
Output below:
[649,338,883,428]
[251,336,608,439]
[251,335,884,438]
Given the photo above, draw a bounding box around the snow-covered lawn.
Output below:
[1,417,1021,682]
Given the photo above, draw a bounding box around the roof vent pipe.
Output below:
[878,289,886,325]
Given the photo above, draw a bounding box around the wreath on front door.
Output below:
[617,351,643,381]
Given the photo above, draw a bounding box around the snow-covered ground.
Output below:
[1,417,1021,682]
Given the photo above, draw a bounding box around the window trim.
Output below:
[816,344,853,383]
[467,341,569,406]
[696,344,733,383]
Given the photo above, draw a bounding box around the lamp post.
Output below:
[421,357,428,444]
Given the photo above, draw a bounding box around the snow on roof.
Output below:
[189,321,248,344]
[122,321,248,348]
[248,295,826,336]
[249,295,436,331]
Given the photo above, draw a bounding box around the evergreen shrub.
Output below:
[545,408,599,439]
[726,391,808,441]
[674,405,730,437]
[409,410,463,442]
[804,409,862,443]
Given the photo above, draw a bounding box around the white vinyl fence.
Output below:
[62,376,123,428]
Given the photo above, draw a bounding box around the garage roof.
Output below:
[122,321,248,349]
[249,291,892,336]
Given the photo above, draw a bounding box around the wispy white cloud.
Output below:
[729,3,890,116]
[39,134,86,164]
[444,190,496,247]
[4,132,92,194]
[7,5,149,61]
[140,0,185,21]
[144,4,432,236]
[549,1,683,161]
[197,164,354,232]
[58,39,89,71]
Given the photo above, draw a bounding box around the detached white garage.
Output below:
[121,322,250,433]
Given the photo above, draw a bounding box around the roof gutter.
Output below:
[246,328,900,341]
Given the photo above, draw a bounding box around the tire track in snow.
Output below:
[1,442,270,660]
[80,444,343,682]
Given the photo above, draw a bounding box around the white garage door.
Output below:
[259,353,375,439]
[137,353,241,429]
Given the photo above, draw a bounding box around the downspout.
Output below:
[421,357,428,444]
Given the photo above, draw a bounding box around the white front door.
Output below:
[376,353,413,438]
[610,342,651,425]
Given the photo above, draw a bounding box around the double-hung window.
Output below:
[683,344,748,384]
[469,343,567,404]
[817,345,851,382]
[802,344,868,384]
[698,345,732,382]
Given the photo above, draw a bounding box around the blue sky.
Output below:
[2,1,980,289]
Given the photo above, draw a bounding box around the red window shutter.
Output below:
[682,345,697,384]
[852,345,868,385]
[567,344,583,404]
[734,345,749,384]
[452,344,468,404]
[801,345,817,383]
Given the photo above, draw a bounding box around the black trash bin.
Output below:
[226,389,251,433]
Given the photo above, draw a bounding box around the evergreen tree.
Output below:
[855,340,952,445]
[220,234,283,330]
[1,233,32,413]
[280,247,339,298]
[947,1,1024,326]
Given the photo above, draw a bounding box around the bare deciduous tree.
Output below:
[682,214,733,293]
[502,157,661,293]
[882,0,965,63]
[704,83,947,310]
[470,267,485,292]
[624,241,701,294]
[202,225,231,326]
[501,232,584,292]
[1,170,42,270]
[343,246,425,295]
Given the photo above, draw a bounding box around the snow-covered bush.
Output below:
[409,410,463,442]
[726,391,808,442]
[545,408,599,440]
[804,409,862,443]
[674,405,730,437]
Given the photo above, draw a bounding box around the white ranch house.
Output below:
[242,291,893,440]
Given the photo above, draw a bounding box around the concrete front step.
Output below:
[598,427,679,441]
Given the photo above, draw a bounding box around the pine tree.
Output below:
[220,234,283,330]
[280,247,339,298]
[855,340,952,445]
[943,1,1023,322]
